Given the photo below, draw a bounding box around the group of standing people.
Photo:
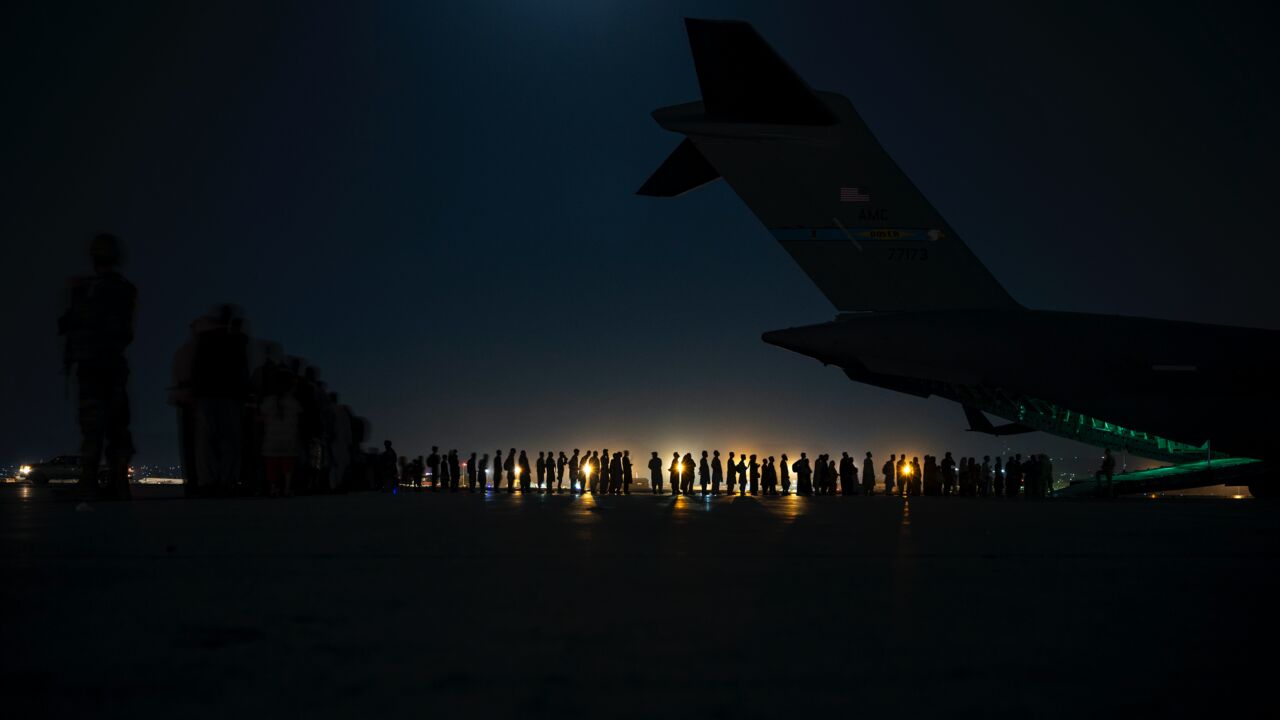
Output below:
[878,452,1055,498]
[382,447,1059,498]
[169,306,371,498]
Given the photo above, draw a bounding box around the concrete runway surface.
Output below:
[2,485,1277,718]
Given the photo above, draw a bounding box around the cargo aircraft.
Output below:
[639,19,1277,497]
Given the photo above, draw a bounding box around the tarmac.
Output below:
[2,485,1277,718]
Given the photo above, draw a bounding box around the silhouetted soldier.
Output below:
[882,454,896,496]
[493,450,503,492]
[748,454,760,495]
[711,450,723,495]
[779,453,791,495]
[648,451,663,494]
[726,452,737,495]
[699,451,710,495]
[682,453,696,495]
[558,451,568,492]
[622,450,633,494]
[59,234,137,499]
[669,452,681,495]
[568,449,580,493]
[795,453,812,496]
[762,457,776,495]
[600,449,610,492]
[862,452,875,495]
[504,448,516,493]
[813,455,825,495]
[536,451,547,491]
[427,446,441,491]
[736,454,747,495]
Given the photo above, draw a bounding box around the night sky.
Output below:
[4,0,1280,469]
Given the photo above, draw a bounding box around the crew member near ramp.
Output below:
[59,233,137,500]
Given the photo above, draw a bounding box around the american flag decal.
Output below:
[839,187,870,203]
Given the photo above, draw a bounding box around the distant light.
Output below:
[17,465,31,476]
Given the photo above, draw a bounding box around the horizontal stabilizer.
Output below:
[637,138,720,197]
[684,18,836,125]
[964,405,1034,436]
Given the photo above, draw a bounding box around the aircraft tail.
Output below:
[639,18,1018,313]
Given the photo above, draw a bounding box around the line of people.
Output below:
[170,305,373,498]
[381,448,1057,498]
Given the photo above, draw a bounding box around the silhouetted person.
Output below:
[586,451,599,493]
[558,451,568,492]
[681,453,696,495]
[882,454,896,496]
[438,453,452,491]
[648,451,663,494]
[921,455,938,495]
[466,452,478,491]
[711,450,723,495]
[259,372,301,497]
[622,450,633,494]
[762,457,777,495]
[726,452,737,495]
[795,453,812,496]
[536,451,547,491]
[1006,454,1022,498]
[379,440,398,490]
[426,446,441,491]
[748,454,760,495]
[862,452,875,495]
[940,452,955,496]
[735,453,747,495]
[669,452,680,495]
[191,306,250,496]
[610,452,623,495]
[779,453,791,495]
[492,450,503,492]
[505,448,516,493]
[699,451,710,495]
[479,453,489,490]
[446,449,460,491]
[599,449,610,492]
[839,453,855,496]
[1024,453,1041,499]
[568,449,581,493]
[59,234,137,499]
[518,450,531,492]
[1096,449,1115,498]
[993,456,1004,496]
